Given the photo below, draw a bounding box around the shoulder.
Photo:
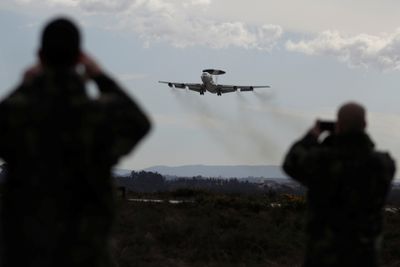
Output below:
[0,85,30,108]
[361,150,396,189]
[1,72,49,104]
[370,150,396,173]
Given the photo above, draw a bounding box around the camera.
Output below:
[319,120,336,132]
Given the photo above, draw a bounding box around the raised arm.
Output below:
[282,122,322,186]
[80,53,151,160]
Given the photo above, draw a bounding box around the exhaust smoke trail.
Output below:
[235,92,282,162]
[173,91,256,161]
[172,90,310,165]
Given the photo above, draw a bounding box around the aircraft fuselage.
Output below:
[201,72,220,94]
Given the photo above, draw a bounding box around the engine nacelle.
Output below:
[175,83,186,89]
[233,86,238,91]
[240,87,254,92]
[168,83,173,88]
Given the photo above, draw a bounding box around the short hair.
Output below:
[40,18,81,68]
[337,102,366,133]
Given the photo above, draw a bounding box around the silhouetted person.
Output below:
[0,18,151,267]
[283,102,395,267]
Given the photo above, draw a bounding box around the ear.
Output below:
[38,49,44,64]
[75,51,83,64]
[335,122,341,135]
[362,120,367,130]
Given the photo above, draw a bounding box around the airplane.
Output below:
[159,69,270,96]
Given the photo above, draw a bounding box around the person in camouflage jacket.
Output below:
[0,18,151,267]
[283,102,395,267]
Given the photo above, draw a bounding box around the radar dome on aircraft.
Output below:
[202,69,226,75]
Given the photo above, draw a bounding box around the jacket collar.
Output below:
[322,132,375,150]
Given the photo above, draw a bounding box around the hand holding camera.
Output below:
[309,120,336,138]
[318,120,336,132]
[79,52,102,79]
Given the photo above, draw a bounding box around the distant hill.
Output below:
[143,165,288,179]
[112,168,132,177]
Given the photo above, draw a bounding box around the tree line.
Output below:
[114,171,303,195]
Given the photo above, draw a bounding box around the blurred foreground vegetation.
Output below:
[111,190,400,267]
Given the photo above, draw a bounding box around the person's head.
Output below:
[39,18,81,68]
[336,102,366,134]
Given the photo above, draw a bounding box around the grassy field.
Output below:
[111,191,400,267]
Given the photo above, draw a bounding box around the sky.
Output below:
[1,0,400,174]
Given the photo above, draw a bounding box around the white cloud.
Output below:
[19,0,79,7]
[79,0,134,13]
[286,30,400,71]
[9,0,283,50]
[209,1,400,36]
[14,0,34,3]
[118,0,283,50]
[185,0,210,7]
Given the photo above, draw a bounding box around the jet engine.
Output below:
[175,84,186,89]
[240,87,254,92]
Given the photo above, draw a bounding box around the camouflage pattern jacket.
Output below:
[0,69,151,267]
[283,132,395,267]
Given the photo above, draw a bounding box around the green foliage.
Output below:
[277,194,307,210]
[382,213,400,266]
[112,192,305,267]
[111,192,400,267]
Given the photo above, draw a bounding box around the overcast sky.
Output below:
[1,0,400,175]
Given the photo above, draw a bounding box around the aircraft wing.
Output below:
[186,84,203,93]
[219,84,270,93]
[159,81,203,92]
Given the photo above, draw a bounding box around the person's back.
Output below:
[0,18,151,267]
[283,103,395,267]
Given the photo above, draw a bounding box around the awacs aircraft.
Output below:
[159,69,270,96]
